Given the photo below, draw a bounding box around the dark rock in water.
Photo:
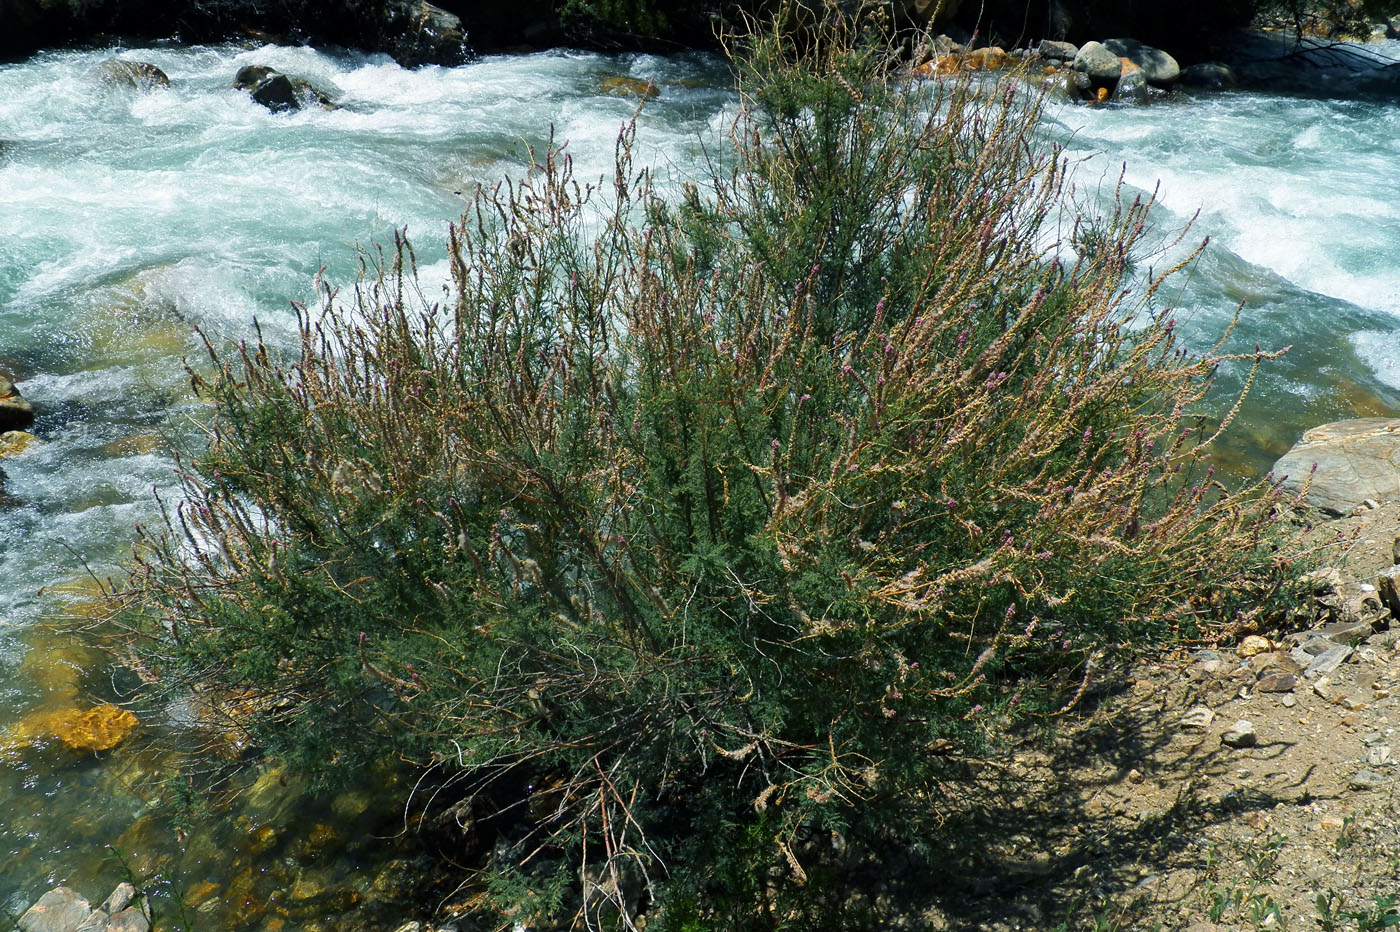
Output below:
[1179,61,1237,89]
[383,0,469,67]
[1072,41,1122,85]
[1273,418,1400,516]
[92,59,170,91]
[0,377,34,432]
[1102,37,1180,86]
[1388,15,1400,39]
[1112,65,1149,102]
[235,65,336,112]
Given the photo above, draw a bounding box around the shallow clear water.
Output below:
[0,40,1398,927]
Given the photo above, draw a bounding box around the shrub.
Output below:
[120,9,1301,928]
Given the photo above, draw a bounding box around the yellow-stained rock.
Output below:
[32,704,140,751]
[183,880,221,910]
[1120,56,1141,74]
[0,430,37,457]
[599,75,659,100]
[964,46,1009,71]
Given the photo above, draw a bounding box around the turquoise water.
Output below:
[0,40,1397,926]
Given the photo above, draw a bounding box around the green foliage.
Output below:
[120,8,1304,928]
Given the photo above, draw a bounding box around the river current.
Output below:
[0,39,1397,927]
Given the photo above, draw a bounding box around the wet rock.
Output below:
[92,60,170,91]
[599,75,659,99]
[16,704,140,752]
[18,888,91,932]
[101,885,135,915]
[383,0,468,68]
[234,66,336,113]
[1273,419,1400,516]
[1102,38,1180,86]
[105,908,150,932]
[0,430,37,457]
[0,377,35,431]
[1222,720,1257,748]
[964,46,1009,71]
[1071,41,1122,85]
[1179,61,1237,89]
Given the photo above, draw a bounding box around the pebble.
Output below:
[1222,720,1258,748]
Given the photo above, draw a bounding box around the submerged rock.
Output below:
[92,60,170,91]
[1179,61,1237,90]
[599,75,659,99]
[1273,418,1400,515]
[0,430,38,457]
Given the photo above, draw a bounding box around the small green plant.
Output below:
[1317,890,1341,932]
[1336,813,1359,852]
[1345,895,1400,932]
[1246,832,1288,882]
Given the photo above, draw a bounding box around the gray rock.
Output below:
[1351,769,1387,790]
[1102,38,1180,86]
[1222,719,1257,748]
[1366,744,1394,768]
[1179,61,1237,90]
[101,884,135,916]
[1038,39,1078,61]
[19,888,93,932]
[103,909,148,932]
[1388,15,1400,38]
[1274,419,1400,515]
[92,60,170,91]
[73,911,107,932]
[1306,644,1354,678]
[1071,41,1122,84]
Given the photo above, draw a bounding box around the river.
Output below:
[0,39,1396,928]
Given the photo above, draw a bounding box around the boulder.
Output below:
[0,377,34,431]
[1102,38,1180,86]
[1388,15,1400,38]
[383,0,468,67]
[234,65,336,113]
[1178,61,1237,90]
[1071,41,1122,85]
[91,60,170,91]
[1273,418,1400,516]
